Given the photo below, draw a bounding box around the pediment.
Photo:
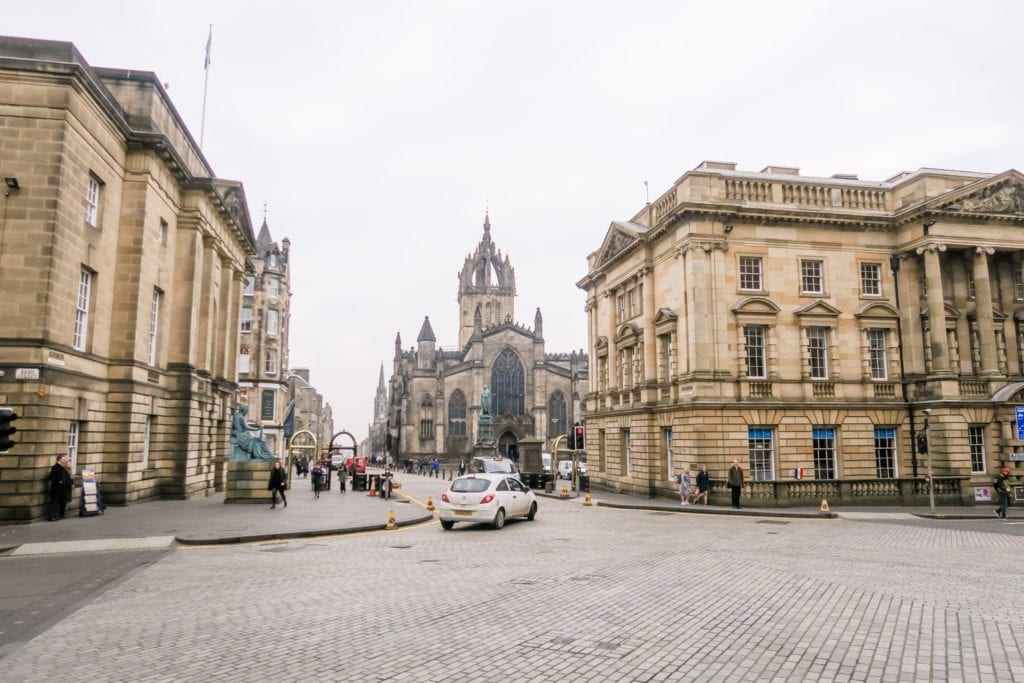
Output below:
[920,303,961,319]
[615,322,642,341]
[794,300,842,317]
[936,172,1024,216]
[595,335,608,349]
[731,296,781,315]
[596,221,648,267]
[854,302,900,319]
[971,308,1008,321]
[652,307,677,325]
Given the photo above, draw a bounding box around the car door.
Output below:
[505,476,529,516]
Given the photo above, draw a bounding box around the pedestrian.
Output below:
[994,466,1013,519]
[47,454,73,521]
[380,468,393,499]
[458,460,466,477]
[728,458,744,509]
[311,462,324,499]
[694,465,710,505]
[337,465,346,493]
[432,458,440,478]
[268,461,288,509]
[678,467,694,505]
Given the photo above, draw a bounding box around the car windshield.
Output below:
[473,458,515,474]
[451,477,491,493]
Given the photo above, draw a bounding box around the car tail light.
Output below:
[441,493,450,503]
[479,493,495,505]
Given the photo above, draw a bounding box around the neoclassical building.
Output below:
[577,160,1024,505]
[388,215,588,462]
[0,37,257,520]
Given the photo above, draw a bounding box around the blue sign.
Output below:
[1017,407,1024,440]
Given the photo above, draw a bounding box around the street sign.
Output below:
[1017,407,1024,440]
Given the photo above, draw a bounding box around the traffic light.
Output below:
[916,432,928,455]
[574,423,585,450]
[0,408,18,452]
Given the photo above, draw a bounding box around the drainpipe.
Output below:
[890,253,919,478]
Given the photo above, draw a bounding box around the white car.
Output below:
[438,473,538,530]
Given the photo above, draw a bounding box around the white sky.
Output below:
[7,1,1024,440]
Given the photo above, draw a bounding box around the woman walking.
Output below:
[47,454,73,521]
[268,461,288,509]
[679,467,694,506]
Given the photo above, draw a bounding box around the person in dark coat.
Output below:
[47,454,73,521]
[311,462,325,498]
[994,467,1013,519]
[268,461,288,509]
[694,465,711,505]
[727,459,744,509]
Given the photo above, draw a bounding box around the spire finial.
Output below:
[483,206,491,237]
[262,200,270,224]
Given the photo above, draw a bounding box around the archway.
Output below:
[498,430,519,461]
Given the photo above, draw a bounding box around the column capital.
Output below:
[976,246,995,256]
[916,242,947,255]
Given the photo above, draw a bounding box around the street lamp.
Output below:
[922,408,936,514]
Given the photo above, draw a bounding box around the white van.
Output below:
[541,452,552,474]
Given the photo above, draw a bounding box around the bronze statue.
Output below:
[230,405,277,461]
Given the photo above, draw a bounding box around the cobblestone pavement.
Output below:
[3,477,1023,682]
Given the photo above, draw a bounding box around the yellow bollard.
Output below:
[583,492,592,506]
[820,499,831,514]
[560,486,569,498]
[426,496,436,511]
[386,510,397,530]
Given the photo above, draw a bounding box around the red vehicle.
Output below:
[344,456,367,475]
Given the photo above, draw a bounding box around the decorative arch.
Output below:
[491,348,525,416]
[547,390,567,440]
[448,390,467,437]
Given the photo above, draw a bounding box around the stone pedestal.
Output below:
[225,460,275,504]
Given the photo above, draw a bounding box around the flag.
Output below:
[204,26,212,70]
[283,403,295,440]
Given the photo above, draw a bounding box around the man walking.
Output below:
[728,459,744,509]
[994,467,1013,519]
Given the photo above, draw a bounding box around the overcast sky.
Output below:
[7,1,1024,440]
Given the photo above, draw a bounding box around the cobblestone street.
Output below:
[3,480,1023,682]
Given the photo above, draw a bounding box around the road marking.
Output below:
[8,536,175,556]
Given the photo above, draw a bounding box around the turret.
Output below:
[534,307,543,339]
[417,316,436,370]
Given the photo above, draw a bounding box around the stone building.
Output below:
[286,368,333,455]
[388,215,588,462]
[363,364,389,463]
[0,37,257,520]
[236,220,292,457]
[577,160,1024,506]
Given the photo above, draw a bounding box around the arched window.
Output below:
[448,390,467,437]
[547,391,567,441]
[491,348,525,416]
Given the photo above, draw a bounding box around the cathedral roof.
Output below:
[417,316,436,342]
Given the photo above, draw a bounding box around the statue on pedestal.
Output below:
[476,385,495,450]
[230,405,277,461]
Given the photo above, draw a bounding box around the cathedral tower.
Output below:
[457,212,516,348]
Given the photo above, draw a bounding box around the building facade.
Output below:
[237,220,292,458]
[578,160,1024,505]
[0,37,258,520]
[388,215,588,462]
[286,368,333,456]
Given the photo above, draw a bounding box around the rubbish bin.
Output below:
[353,472,368,491]
[577,475,590,493]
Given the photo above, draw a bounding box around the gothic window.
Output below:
[547,391,567,440]
[420,395,434,440]
[448,390,467,437]
[491,348,525,416]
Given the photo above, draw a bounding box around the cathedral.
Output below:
[386,215,588,463]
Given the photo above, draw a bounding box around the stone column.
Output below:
[973,246,999,375]
[641,267,657,395]
[687,243,712,374]
[917,243,950,374]
[605,289,617,397]
[897,254,925,375]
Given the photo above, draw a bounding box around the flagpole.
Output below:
[200,25,212,150]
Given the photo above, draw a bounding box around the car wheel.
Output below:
[527,502,537,521]
[491,508,506,529]
[440,520,454,530]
